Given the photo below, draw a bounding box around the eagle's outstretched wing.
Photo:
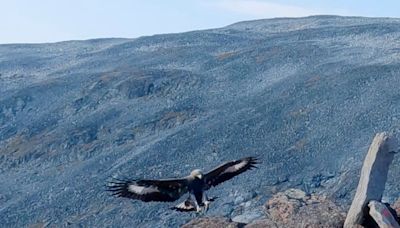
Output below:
[107,177,189,202]
[204,157,259,189]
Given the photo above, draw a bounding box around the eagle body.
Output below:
[188,176,205,206]
[107,157,259,212]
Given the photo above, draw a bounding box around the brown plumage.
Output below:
[204,156,259,189]
[107,178,188,202]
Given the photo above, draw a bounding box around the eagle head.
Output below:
[190,169,203,179]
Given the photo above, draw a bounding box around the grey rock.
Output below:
[344,133,398,227]
[232,208,265,224]
[368,200,400,228]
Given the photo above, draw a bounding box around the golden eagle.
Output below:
[107,157,259,212]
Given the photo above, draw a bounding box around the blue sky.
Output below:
[1,0,400,44]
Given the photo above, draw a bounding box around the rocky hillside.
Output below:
[182,189,400,228]
[1,15,400,227]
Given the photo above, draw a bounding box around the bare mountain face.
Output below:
[1,15,400,227]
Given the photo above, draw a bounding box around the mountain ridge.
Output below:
[1,15,400,227]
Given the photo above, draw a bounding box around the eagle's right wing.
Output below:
[107,177,189,202]
[204,157,259,190]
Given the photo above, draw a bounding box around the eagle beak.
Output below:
[197,174,203,179]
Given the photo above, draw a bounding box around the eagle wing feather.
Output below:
[107,177,189,202]
[204,156,259,189]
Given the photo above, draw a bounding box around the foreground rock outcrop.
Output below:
[183,189,346,228]
[183,188,400,227]
[344,132,399,228]
[264,189,346,227]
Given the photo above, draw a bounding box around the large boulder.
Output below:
[263,188,346,228]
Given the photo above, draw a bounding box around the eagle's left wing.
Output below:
[204,157,259,190]
[107,177,189,202]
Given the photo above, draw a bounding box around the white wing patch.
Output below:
[234,160,247,170]
[128,184,159,194]
[223,160,247,174]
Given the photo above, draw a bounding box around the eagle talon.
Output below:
[196,205,202,213]
[204,201,210,212]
